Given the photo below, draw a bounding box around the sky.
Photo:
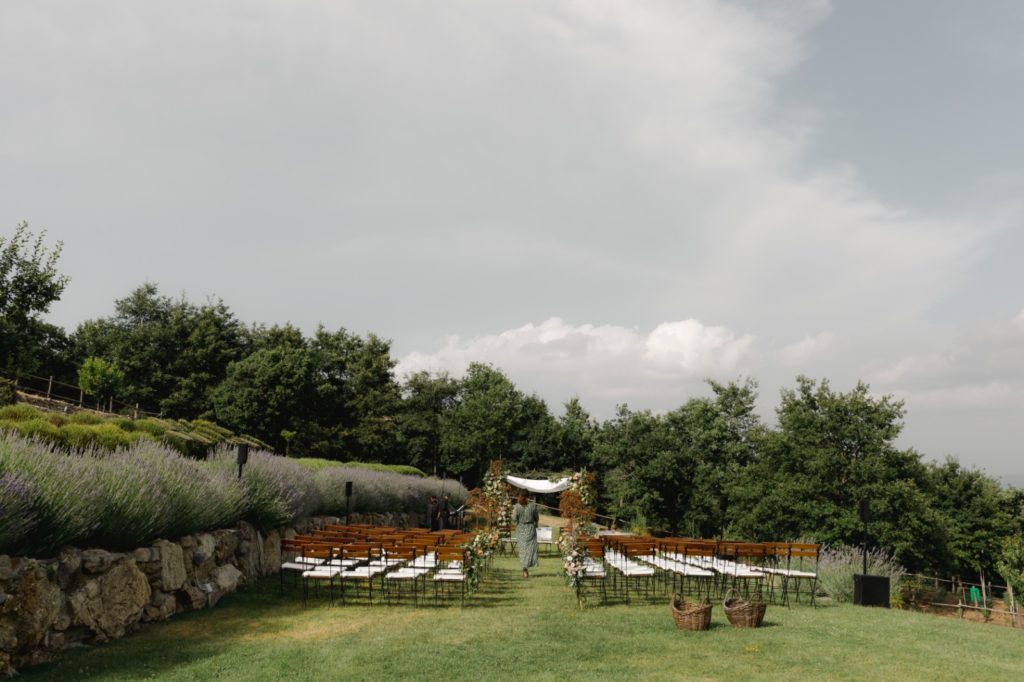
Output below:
[2,1,1022,482]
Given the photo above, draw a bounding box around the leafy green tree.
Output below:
[552,397,595,472]
[728,376,945,572]
[996,536,1024,604]
[77,356,125,406]
[926,458,1011,576]
[439,363,555,487]
[71,284,250,417]
[0,222,70,376]
[591,405,694,534]
[397,370,460,475]
[212,345,316,452]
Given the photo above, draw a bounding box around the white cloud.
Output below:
[644,320,755,375]
[777,331,834,366]
[396,317,757,402]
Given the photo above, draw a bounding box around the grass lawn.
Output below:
[20,555,1022,681]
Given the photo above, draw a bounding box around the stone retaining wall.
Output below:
[0,512,421,676]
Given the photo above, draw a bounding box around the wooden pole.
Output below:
[1008,583,1018,627]
[46,376,53,399]
[79,388,83,407]
[134,403,139,419]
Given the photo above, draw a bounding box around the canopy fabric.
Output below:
[505,475,570,494]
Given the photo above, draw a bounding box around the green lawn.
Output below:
[21,555,1022,681]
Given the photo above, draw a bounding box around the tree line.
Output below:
[2,222,1022,579]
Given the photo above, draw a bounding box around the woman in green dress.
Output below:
[512,490,539,578]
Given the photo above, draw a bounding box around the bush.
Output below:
[295,457,426,477]
[0,404,40,421]
[208,446,320,528]
[0,380,16,406]
[127,442,246,537]
[5,418,60,441]
[86,450,171,549]
[817,543,905,605]
[0,472,38,550]
[132,418,168,438]
[0,434,102,555]
[65,411,106,425]
[315,466,466,517]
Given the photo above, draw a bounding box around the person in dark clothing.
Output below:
[427,494,440,531]
[438,493,451,530]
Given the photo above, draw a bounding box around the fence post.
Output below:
[79,388,83,407]
[108,396,113,413]
[46,376,53,399]
[134,403,139,420]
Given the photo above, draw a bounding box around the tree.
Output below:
[212,345,316,451]
[70,284,250,416]
[77,356,125,407]
[0,222,69,376]
[439,363,555,488]
[552,397,595,472]
[398,371,460,475]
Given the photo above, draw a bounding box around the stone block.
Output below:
[141,591,177,623]
[154,540,186,592]
[68,558,150,642]
[6,561,61,652]
[81,550,123,575]
[213,530,239,563]
[176,585,207,612]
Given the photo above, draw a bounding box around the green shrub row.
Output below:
[0,404,269,458]
[294,457,426,477]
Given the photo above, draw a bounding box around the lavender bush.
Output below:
[315,466,467,516]
[817,543,905,605]
[0,472,38,550]
[87,449,172,549]
[0,434,103,554]
[208,446,320,528]
[132,442,246,537]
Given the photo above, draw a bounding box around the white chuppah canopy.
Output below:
[505,475,570,494]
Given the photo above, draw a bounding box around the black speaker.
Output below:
[854,574,890,607]
[345,481,353,498]
[236,443,249,466]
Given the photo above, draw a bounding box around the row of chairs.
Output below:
[280,524,481,606]
[576,536,819,606]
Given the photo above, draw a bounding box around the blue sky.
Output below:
[2,1,1021,481]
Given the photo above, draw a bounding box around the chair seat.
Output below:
[434,573,466,582]
[342,567,383,579]
[302,567,342,579]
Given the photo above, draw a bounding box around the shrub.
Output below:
[130,442,246,537]
[208,446,320,528]
[0,434,102,555]
[0,472,38,550]
[86,450,171,549]
[0,404,40,421]
[0,380,16,406]
[817,543,905,605]
[46,413,67,427]
[65,411,105,426]
[315,466,467,517]
[132,418,168,438]
[5,418,60,441]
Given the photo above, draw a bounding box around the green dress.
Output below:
[513,501,539,570]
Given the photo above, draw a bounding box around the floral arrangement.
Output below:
[567,470,596,508]
[481,460,514,536]
[559,530,589,607]
[462,527,500,593]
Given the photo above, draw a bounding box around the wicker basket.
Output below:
[670,593,712,631]
[722,589,766,628]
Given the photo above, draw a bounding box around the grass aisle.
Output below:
[20,554,1023,681]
